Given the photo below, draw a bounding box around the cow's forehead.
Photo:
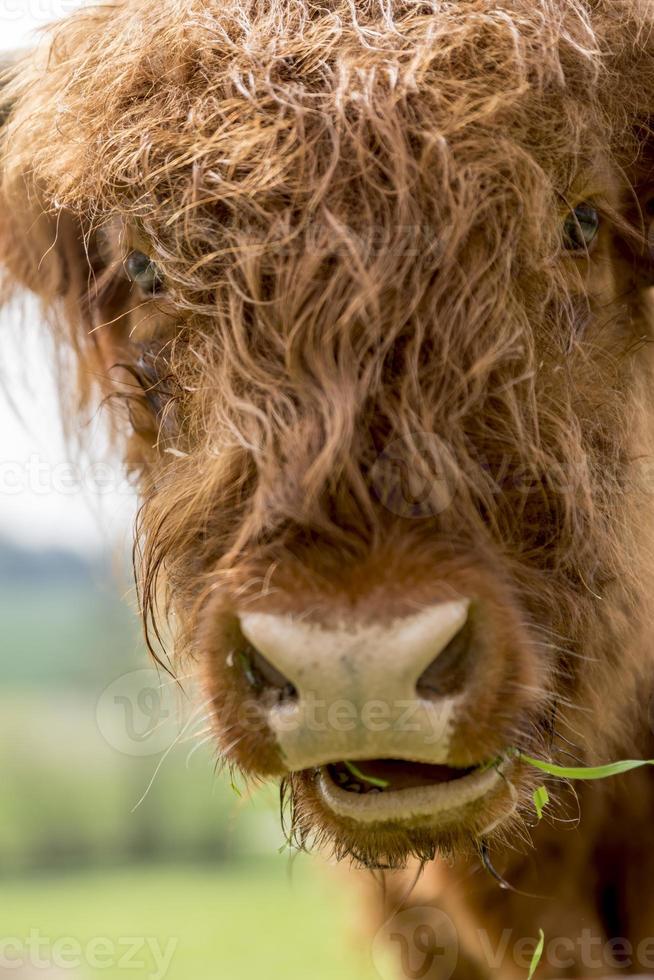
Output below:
[14,0,635,240]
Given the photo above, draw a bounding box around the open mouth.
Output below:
[316,757,509,826]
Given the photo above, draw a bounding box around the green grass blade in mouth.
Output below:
[479,756,503,772]
[527,930,545,979]
[532,785,549,821]
[343,762,390,789]
[517,752,654,781]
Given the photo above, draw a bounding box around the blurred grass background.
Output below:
[0,540,380,979]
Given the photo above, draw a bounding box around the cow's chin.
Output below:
[283,757,520,869]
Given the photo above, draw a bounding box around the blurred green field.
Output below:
[0,580,256,871]
[0,565,383,979]
[0,579,137,689]
[1,861,380,980]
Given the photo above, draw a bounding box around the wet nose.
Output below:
[237,600,473,771]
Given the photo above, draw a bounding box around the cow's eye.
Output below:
[126,251,165,294]
[563,203,600,252]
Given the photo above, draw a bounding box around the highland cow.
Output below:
[3,0,654,976]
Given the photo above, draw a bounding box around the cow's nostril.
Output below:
[416,606,475,699]
[238,641,298,703]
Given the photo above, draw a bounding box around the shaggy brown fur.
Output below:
[3,0,654,975]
